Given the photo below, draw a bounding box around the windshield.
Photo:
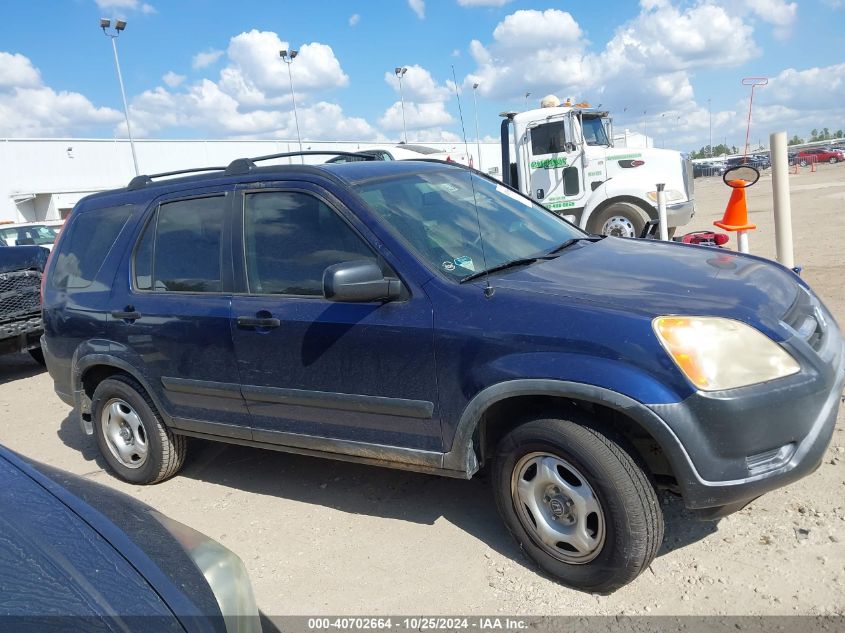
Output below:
[0,224,57,247]
[582,116,610,146]
[354,169,585,280]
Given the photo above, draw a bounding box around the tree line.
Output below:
[689,128,844,159]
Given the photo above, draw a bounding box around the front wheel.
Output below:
[830,157,838,164]
[493,415,663,593]
[588,202,649,238]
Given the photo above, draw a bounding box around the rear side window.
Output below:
[51,206,133,289]
[134,195,224,292]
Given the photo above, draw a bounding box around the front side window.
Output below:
[243,191,375,295]
[530,121,568,156]
[134,196,224,292]
[582,116,611,146]
[354,169,585,280]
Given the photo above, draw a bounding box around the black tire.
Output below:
[91,375,186,484]
[830,157,838,164]
[493,414,663,594]
[28,347,46,366]
[588,201,649,238]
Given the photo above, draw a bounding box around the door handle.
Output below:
[112,307,141,321]
[236,316,281,329]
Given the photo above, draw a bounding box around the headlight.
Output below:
[647,189,684,202]
[653,316,800,391]
[155,513,261,633]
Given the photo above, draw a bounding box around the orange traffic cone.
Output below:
[714,182,757,232]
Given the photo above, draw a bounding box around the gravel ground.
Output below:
[1,161,843,616]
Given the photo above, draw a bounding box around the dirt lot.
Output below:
[1,162,844,616]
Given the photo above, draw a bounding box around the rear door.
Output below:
[230,181,441,452]
[109,188,252,439]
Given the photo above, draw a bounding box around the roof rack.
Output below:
[127,167,227,190]
[224,150,375,175]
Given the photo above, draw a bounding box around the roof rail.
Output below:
[127,166,227,190]
[224,150,375,176]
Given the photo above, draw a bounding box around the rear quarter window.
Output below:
[51,205,134,289]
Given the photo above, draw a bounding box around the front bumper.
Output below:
[665,199,695,229]
[0,315,43,356]
[648,305,844,516]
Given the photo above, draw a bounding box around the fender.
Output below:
[441,379,699,490]
[71,343,174,434]
[579,177,656,231]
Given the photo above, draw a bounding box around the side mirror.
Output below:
[323,260,403,303]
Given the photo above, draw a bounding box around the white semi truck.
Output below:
[499,99,695,238]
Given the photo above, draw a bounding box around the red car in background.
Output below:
[794,147,845,166]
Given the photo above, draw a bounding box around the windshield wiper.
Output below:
[545,236,599,255]
[459,257,548,283]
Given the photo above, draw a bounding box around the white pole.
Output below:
[656,183,669,240]
[472,85,482,171]
[110,36,139,176]
[737,230,750,254]
[770,131,794,268]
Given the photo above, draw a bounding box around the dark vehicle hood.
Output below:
[0,245,49,273]
[492,237,800,334]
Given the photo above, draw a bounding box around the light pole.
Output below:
[707,98,712,157]
[394,67,408,143]
[100,18,139,176]
[472,83,482,171]
[280,49,303,158]
[524,92,531,108]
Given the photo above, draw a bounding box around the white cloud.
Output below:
[493,9,583,50]
[379,101,454,132]
[0,51,122,136]
[348,13,360,27]
[385,65,451,103]
[457,0,511,5]
[408,0,425,19]
[0,52,41,90]
[162,71,185,88]
[192,48,224,70]
[745,0,798,39]
[94,0,155,14]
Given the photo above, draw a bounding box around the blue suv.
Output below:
[42,153,844,593]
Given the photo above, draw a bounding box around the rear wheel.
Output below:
[589,202,649,238]
[493,415,663,593]
[91,375,186,484]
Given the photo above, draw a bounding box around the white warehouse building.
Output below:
[0,129,652,223]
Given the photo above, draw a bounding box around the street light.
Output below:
[100,18,139,176]
[280,49,303,158]
[707,98,712,157]
[472,82,482,171]
[524,92,531,108]
[394,67,408,143]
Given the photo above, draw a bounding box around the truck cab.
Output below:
[500,100,695,238]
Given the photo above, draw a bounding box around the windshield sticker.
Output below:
[442,261,456,272]
[530,157,568,170]
[496,184,532,207]
[454,255,475,272]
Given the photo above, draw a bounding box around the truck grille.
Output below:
[0,269,41,326]
[781,287,825,351]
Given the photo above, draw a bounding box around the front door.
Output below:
[230,183,441,452]
[525,116,585,214]
[109,189,251,439]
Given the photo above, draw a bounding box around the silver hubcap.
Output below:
[601,215,636,238]
[511,452,605,564]
[101,398,148,469]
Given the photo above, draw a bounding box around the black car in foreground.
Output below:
[0,444,261,632]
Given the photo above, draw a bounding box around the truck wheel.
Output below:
[493,415,663,593]
[91,375,186,484]
[589,202,649,238]
[28,348,46,366]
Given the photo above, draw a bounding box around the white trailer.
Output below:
[499,99,695,238]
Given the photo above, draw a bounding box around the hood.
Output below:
[492,237,799,335]
[0,245,50,273]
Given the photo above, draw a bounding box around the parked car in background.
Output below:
[794,147,845,165]
[723,155,770,171]
[692,161,725,178]
[0,222,60,249]
[0,245,48,364]
[326,143,470,165]
[0,443,260,631]
[42,154,844,594]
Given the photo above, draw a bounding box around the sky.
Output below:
[0,0,843,152]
